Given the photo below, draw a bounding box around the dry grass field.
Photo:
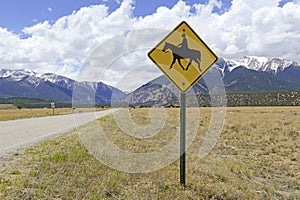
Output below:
[0,107,107,121]
[0,107,299,199]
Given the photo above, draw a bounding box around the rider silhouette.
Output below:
[161,29,201,71]
[177,33,189,56]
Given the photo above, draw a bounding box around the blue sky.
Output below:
[0,0,293,34]
[1,0,233,33]
[0,0,299,91]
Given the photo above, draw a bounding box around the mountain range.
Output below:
[0,69,125,105]
[125,56,300,105]
[218,56,300,92]
[1,56,300,105]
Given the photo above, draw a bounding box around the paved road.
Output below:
[0,109,117,159]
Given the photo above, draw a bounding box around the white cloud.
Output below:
[1,0,300,91]
[48,7,53,12]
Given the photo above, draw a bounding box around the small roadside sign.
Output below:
[51,102,55,115]
[148,21,218,93]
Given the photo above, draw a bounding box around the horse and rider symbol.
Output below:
[148,21,218,93]
[162,30,202,72]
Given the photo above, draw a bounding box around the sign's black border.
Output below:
[148,21,218,93]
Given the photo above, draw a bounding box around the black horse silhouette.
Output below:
[162,42,201,71]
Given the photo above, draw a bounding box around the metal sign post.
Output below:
[180,93,186,185]
[148,21,218,186]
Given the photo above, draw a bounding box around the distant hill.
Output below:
[0,97,71,108]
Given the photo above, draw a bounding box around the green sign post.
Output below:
[148,21,218,186]
[180,93,186,185]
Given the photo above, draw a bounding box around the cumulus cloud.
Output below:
[0,0,300,91]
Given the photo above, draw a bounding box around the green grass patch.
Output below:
[50,153,69,163]
[9,171,21,175]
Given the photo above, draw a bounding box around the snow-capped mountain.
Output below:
[0,69,125,104]
[124,56,300,106]
[0,69,75,88]
[0,69,41,86]
[217,56,300,78]
[208,56,300,92]
[41,73,76,90]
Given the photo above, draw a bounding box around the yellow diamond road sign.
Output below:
[148,21,218,93]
